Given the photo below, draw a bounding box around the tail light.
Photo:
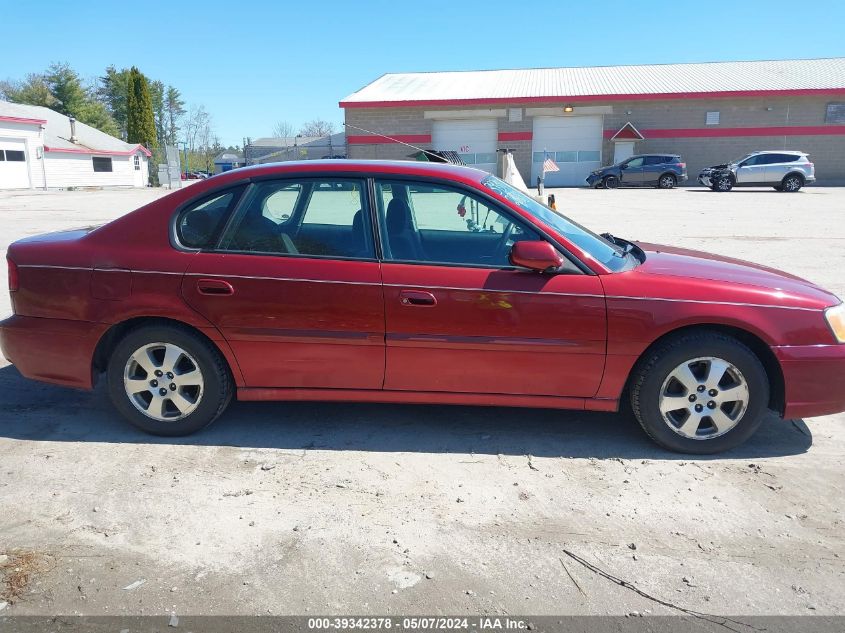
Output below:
[7,258,18,292]
[678,162,687,169]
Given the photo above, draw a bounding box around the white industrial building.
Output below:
[0,101,150,190]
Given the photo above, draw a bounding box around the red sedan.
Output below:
[2,161,844,453]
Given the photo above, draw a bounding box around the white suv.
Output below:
[698,151,815,192]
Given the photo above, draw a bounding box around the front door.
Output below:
[619,156,645,185]
[180,178,385,389]
[735,155,766,184]
[373,178,606,398]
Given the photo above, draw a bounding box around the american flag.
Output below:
[542,157,559,173]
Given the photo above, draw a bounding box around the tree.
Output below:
[299,119,335,137]
[183,105,210,153]
[272,120,294,140]
[126,67,157,150]
[44,62,89,118]
[164,86,185,146]
[0,74,58,108]
[149,80,166,147]
[98,66,131,139]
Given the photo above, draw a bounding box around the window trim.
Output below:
[214,176,378,262]
[370,175,585,274]
[92,156,113,172]
[170,182,250,252]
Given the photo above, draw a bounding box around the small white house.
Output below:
[0,100,150,190]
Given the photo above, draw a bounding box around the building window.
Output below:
[0,149,26,161]
[134,155,140,170]
[705,111,720,125]
[92,157,113,172]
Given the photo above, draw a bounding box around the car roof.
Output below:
[749,150,807,155]
[203,159,491,187]
[630,153,679,158]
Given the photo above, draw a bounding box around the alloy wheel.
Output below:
[658,356,749,440]
[659,175,675,189]
[123,342,204,421]
[784,176,801,192]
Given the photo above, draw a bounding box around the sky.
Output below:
[2,0,844,147]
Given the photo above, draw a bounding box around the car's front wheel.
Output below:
[603,175,619,189]
[629,331,769,454]
[657,174,676,189]
[712,176,733,192]
[107,324,233,436]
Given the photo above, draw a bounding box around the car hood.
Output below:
[633,242,839,307]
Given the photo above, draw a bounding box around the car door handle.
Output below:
[196,279,234,296]
[399,289,437,307]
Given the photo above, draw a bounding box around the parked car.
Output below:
[586,154,688,189]
[698,151,815,192]
[3,160,844,454]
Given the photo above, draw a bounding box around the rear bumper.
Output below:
[775,344,845,419]
[0,315,106,389]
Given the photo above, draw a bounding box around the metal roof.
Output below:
[0,100,150,155]
[341,58,845,107]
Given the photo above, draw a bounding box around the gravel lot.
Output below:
[0,184,843,618]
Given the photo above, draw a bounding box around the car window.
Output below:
[625,157,644,168]
[176,187,245,249]
[742,155,764,166]
[220,179,373,258]
[643,156,666,166]
[772,153,800,163]
[374,179,543,267]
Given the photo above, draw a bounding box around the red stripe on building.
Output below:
[0,115,47,125]
[346,134,432,145]
[603,125,845,139]
[44,144,152,157]
[340,88,845,109]
[497,131,532,141]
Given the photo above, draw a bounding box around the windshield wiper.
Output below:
[601,232,628,257]
[601,233,646,264]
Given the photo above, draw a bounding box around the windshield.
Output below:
[481,175,631,272]
[731,154,753,165]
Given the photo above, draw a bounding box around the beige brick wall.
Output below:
[345,96,845,184]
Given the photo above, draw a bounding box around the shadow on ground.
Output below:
[0,365,812,460]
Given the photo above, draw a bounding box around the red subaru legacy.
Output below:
[2,161,844,453]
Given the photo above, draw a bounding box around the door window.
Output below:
[220,179,373,258]
[374,180,543,267]
[624,157,644,168]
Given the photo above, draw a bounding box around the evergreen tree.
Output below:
[149,80,166,147]
[164,86,185,145]
[126,67,157,150]
[0,73,58,108]
[98,66,131,139]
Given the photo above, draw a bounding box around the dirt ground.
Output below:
[0,183,843,618]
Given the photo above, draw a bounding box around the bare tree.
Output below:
[299,119,335,137]
[183,104,210,154]
[272,120,295,141]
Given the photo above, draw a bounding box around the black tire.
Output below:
[657,173,676,189]
[107,324,233,436]
[781,173,803,192]
[629,331,770,454]
[713,176,733,192]
[603,175,619,189]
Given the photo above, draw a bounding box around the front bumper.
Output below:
[585,173,604,187]
[775,343,845,419]
[698,174,713,187]
[0,315,106,390]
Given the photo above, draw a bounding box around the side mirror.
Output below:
[620,163,628,169]
[509,241,564,273]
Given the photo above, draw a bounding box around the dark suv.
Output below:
[586,154,688,189]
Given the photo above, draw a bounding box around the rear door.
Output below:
[179,177,385,389]
[641,156,667,184]
[764,153,797,182]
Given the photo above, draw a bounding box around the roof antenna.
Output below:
[343,123,447,162]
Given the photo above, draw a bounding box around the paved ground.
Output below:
[0,184,843,618]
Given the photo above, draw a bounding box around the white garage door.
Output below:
[531,116,603,187]
[431,119,497,174]
[0,139,31,189]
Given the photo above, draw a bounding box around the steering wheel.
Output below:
[494,221,516,263]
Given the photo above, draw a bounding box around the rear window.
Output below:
[176,187,245,249]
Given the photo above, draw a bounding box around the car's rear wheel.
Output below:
[603,175,618,189]
[713,176,733,192]
[107,324,233,436]
[657,174,676,189]
[781,174,804,192]
[629,331,769,454]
